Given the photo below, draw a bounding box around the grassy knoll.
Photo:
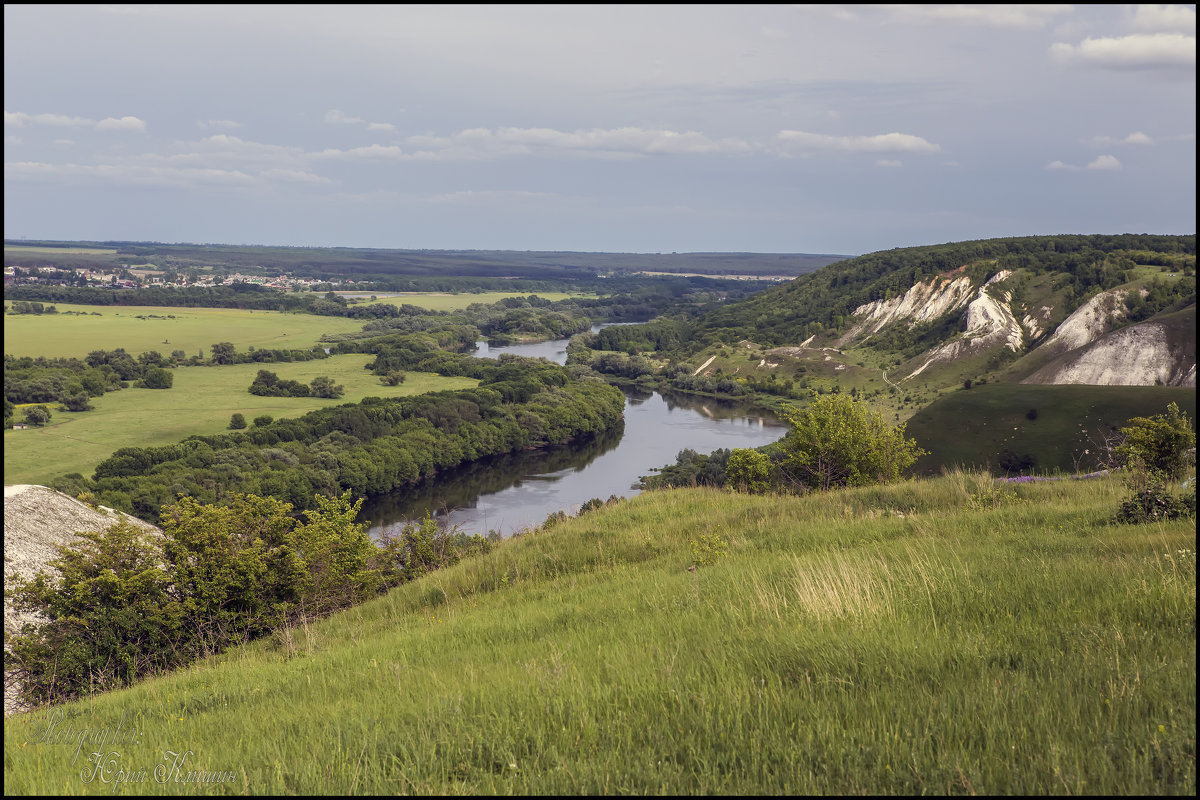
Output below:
[906,383,1197,475]
[3,356,477,485]
[4,472,1194,794]
[332,290,596,311]
[2,304,368,359]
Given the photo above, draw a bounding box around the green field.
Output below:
[331,291,596,312]
[3,356,478,485]
[3,246,118,256]
[3,304,369,359]
[4,473,1193,794]
[906,383,1197,475]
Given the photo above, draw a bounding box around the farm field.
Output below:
[2,304,368,359]
[3,356,478,486]
[330,290,597,311]
[3,245,118,256]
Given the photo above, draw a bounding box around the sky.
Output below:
[3,4,1196,256]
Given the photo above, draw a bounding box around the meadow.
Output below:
[2,304,368,359]
[3,471,1193,794]
[3,356,478,486]
[905,383,1198,475]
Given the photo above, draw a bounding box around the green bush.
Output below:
[1116,402,1196,480]
[776,393,926,491]
[1115,475,1196,524]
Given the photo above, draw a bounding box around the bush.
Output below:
[229,413,247,429]
[141,366,174,389]
[725,448,771,493]
[1115,475,1196,524]
[1116,403,1196,480]
[776,393,926,491]
[23,404,52,426]
[253,414,274,427]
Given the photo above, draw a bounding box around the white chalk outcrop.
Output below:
[1022,318,1197,387]
[3,485,161,716]
[1035,288,1131,357]
[842,274,975,343]
[905,272,1023,380]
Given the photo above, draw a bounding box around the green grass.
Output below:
[4,471,1194,794]
[3,356,478,485]
[3,304,369,359]
[3,246,119,256]
[906,384,1197,475]
[330,291,596,312]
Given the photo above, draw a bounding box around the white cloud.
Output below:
[5,111,94,128]
[1130,4,1196,34]
[366,122,395,132]
[96,116,146,132]
[1046,160,1081,171]
[258,168,332,184]
[1087,154,1122,170]
[4,135,21,145]
[775,130,940,154]
[1051,33,1196,69]
[876,159,903,167]
[867,4,1073,29]
[53,139,74,146]
[325,109,364,124]
[200,119,242,129]
[1083,131,1155,147]
[425,189,559,204]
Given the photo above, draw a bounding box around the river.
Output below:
[359,331,788,538]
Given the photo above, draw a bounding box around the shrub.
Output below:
[229,413,247,429]
[253,414,274,427]
[1115,475,1196,524]
[725,448,772,493]
[1115,403,1196,480]
[141,366,174,389]
[776,393,926,491]
[23,404,52,426]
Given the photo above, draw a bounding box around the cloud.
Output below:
[5,111,94,128]
[4,135,21,145]
[865,4,1073,29]
[324,109,364,124]
[1051,33,1196,69]
[775,130,940,154]
[96,116,146,132]
[366,122,395,132]
[1130,4,1196,34]
[1087,154,1122,170]
[425,189,560,204]
[4,159,331,189]
[200,119,243,129]
[1083,131,1155,147]
[1046,160,1081,171]
[876,159,903,168]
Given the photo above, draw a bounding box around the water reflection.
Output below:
[361,385,786,540]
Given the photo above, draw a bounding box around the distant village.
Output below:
[3,265,327,291]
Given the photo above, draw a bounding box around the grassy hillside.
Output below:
[905,384,1197,476]
[5,473,1194,794]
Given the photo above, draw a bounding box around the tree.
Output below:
[229,413,247,429]
[725,448,772,493]
[60,392,93,412]
[211,341,237,365]
[141,367,174,389]
[310,376,345,399]
[1116,402,1196,480]
[776,393,925,491]
[253,414,274,427]
[23,404,52,427]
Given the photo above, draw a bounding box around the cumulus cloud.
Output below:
[96,116,146,132]
[865,4,1073,29]
[1051,33,1196,69]
[5,111,94,128]
[1130,4,1196,33]
[1087,154,1122,170]
[324,109,364,125]
[1083,131,1155,147]
[775,130,940,154]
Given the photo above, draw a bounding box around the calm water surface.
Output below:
[360,332,787,538]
